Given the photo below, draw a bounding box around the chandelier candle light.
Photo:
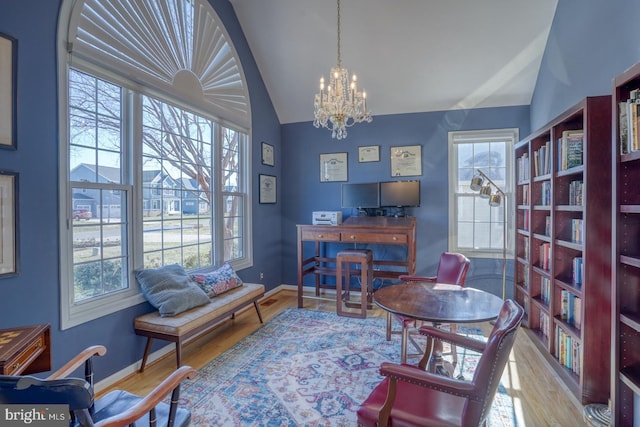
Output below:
[313,0,372,140]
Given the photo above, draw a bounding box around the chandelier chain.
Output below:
[336,0,341,68]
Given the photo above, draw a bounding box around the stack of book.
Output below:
[555,326,581,376]
[539,242,551,270]
[541,181,552,206]
[517,152,530,182]
[571,219,584,244]
[560,289,582,327]
[619,88,640,154]
[534,141,552,177]
[558,130,584,170]
[569,180,583,205]
[573,256,583,285]
[540,312,550,339]
[540,277,551,305]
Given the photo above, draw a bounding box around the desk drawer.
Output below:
[301,230,341,241]
[341,232,407,244]
[4,335,45,376]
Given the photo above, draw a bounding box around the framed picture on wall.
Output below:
[0,171,18,277]
[261,141,274,166]
[358,145,380,162]
[259,174,277,204]
[0,33,17,150]
[390,145,422,177]
[320,152,348,182]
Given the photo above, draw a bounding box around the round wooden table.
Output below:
[374,282,504,370]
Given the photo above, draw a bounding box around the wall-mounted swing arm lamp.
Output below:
[470,170,507,300]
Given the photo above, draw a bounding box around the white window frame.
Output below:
[448,129,517,259]
[58,0,252,329]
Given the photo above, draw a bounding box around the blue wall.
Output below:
[281,106,530,299]
[530,0,640,129]
[0,0,282,379]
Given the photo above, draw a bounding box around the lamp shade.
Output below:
[489,193,502,206]
[479,185,492,198]
[470,175,484,192]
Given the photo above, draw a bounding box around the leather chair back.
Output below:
[435,252,470,285]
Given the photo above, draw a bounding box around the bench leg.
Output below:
[139,337,153,373]
[254,301,264,323]
[175,341,182,369]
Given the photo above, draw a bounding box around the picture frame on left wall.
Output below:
[0,33,17,150]
[0,172,18,277]
[259,174,277,204]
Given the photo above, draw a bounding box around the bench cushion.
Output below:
[134,283,265,338]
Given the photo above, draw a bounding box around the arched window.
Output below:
[58,0,252,329]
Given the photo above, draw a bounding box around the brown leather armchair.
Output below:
[358,299,524,427]
[390,252,471,363]
[0,345,196,427]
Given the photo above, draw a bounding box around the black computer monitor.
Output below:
[380,180,420,207]
[341,182,380,209]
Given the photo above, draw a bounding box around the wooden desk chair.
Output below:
[0,345,196,427]
[390,252,470,364]
[358,299,524,427]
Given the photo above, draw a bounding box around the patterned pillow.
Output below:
[190,263,244,297]
[134,264,210,317]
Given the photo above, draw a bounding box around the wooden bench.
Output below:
[134,283,265,372]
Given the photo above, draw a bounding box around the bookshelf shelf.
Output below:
[514,95,611,406]
[612,61,640,426]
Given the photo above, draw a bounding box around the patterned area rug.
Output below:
[179,308,517,426]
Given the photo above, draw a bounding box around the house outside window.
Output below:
[448,129,517,258]
[58,0,252,329]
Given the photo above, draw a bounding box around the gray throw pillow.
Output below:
[135,264,210,317]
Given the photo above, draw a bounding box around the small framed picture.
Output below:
[0,171,18,277]
[0,33,17,150]
[261,142,274,166]
[391,145,422,177]
[320,152,348,182]
[358,145,380,162]
[259,174,276,204]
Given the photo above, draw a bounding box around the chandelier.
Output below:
[313,0,372,140]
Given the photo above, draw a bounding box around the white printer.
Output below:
[312,211,343,225]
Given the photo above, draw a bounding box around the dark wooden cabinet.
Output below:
[514,96,611,405]
[0,324,51,375]
[612,62,640,426]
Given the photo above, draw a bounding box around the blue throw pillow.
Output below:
[135,264,210,317]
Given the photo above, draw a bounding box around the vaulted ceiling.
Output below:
[229,0,558,124]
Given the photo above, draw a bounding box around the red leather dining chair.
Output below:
[358,299,524,427]
[389,252,470,363]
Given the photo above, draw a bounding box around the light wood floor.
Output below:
[101,289,587,426]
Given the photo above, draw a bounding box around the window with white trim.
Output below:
[448,129,516,258]
[58,0,252,329]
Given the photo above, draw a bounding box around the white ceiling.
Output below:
[229,0,558,125]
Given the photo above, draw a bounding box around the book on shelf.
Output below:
[540,311,550,339]
[541,277,551,304]
[560,289,582,328]
[518,153,530,182]
[573,256,583,285]
[523,265,529,290]
[619,89,640,154]
[523,210,530,232]
[558,130,584,170]
[539,242,551,270]
[523,236,529,260]
[555,326,581,376]
[522,184,529,205]
[533,141,551,177]
[541,181,551,206]
[545,215,551,236]
[571,219,584,244]
[569,180,583,206]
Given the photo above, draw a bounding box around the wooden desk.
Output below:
[0,324,51,375]
[297,216,416,308]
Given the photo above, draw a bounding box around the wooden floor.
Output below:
[101,289,587,426]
